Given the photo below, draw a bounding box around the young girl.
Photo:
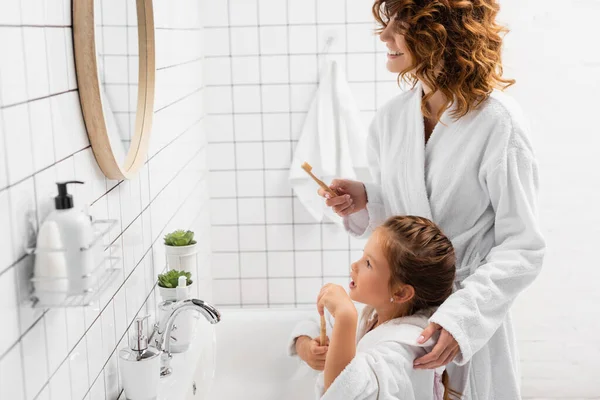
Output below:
[290,215,459,399]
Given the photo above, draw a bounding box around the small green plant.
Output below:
[164,230,197,246]
[157,270,192,288]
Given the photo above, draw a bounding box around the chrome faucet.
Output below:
[152,298,220,377]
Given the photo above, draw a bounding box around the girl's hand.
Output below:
[317,179,367,217]
[413,323,460,369]
[317,284,357,321]
[296,335,329,371]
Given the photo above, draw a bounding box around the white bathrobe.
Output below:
[289,309,445,400]
[344,82,546,399]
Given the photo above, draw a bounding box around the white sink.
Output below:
[187,308,318,400]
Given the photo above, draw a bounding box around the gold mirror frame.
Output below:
[73,0,155,180]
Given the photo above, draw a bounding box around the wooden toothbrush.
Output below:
[301,162,338,197]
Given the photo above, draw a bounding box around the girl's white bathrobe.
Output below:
[343,82,546,399]
[289,309,445,400]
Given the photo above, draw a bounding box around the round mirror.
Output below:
[73,0,155,180]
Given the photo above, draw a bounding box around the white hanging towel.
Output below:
[289,60,368,226]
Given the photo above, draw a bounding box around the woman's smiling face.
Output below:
[379,19,413,74]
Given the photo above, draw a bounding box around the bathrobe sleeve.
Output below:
[429,147,546,364]
[288,310,336,356]
[315,342,420,400]
[343,119,387,238]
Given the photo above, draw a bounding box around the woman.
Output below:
[314,0,546,398]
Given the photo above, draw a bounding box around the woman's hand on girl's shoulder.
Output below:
[317,179,367,217]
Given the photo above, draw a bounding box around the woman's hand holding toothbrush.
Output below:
[317,179,367,217]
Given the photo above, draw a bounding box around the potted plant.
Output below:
[157,269,193,301]
[163,229,198,273]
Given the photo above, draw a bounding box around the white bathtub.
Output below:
[186,308,319,400]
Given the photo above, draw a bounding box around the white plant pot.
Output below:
[158,281,194,302]
[165,243,198,273]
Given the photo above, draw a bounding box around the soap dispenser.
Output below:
[44,181,95,294]
[119,316,161,400]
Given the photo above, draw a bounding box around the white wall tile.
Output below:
[260,56,289,84]
[324,250,350,277]
[258,0,287,25]
[268,278,295,304]
[295,277,322,303]
[0,267,20,358]
[45,28,69,94]
[28,99,55,172]
[0,27,27,106]
[69,339,90,400]
[289,55,318,83]
[49,359,71,400]
[238,198,265,224]
[322,223,349,250]
[239,225,266,251]
[347,53,375,81]
[288,26,317,54]
[290,83,316,112]
[266,224,293,251]
[0,192,14,272]
[241,278,267,304]
[8,178,36,260]
[235,142,263,169]
[265,197,293,224]
[208,143,236,170]
[240,252,267,278]
[346,1,373,23]
[230,27,259,56]
[237,170,264,197]
[262,113,290,141]
[210,198,238,225]
[229,0,258,26]
[233,114,262,141]
[22,319,49,400]
[204,57,231,86]
[0,343,25,400]
[261,85,290,112]
[317,24,346,53]
[294,224,321,250]
[212,279,240,305]
[263,142,291,169]
[0,1,22,25]
[288,0,316,24]
[347,23,377,52]
[231,56,260,85]
[265,170,292,196]
[206,115,234,143]
[44,309,69,373]
[295,251,322,277]
[204,28,230,56]
[316,0,346,24]
[259,26,288,55]
[267,251,294,277]
[44,0,66,25]
[85,318,105,385]
[23,28,50,100]
[232,85,261,113]
[211,226,239,252]
[211,253,240,279]
[209,171,237,197]
[3,104,33,184]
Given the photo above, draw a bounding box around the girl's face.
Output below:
[379,19,413,74]
[349,229,394,308]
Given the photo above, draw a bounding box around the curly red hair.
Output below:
[373,0,515,121]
